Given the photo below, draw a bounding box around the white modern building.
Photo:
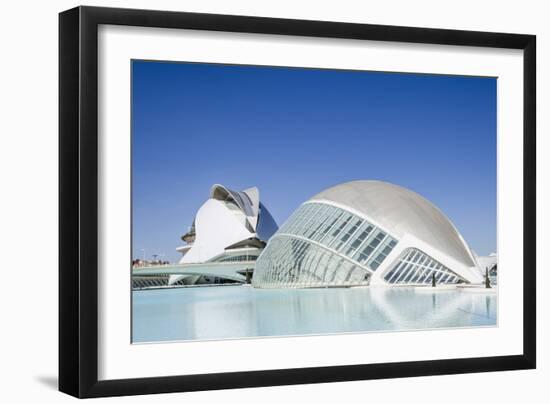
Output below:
[177,184,278,264]
[176,183,277,261]
[253,180,489,288]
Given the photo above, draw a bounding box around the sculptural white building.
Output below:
[253,180,486,288]
[177,184,278,265]
[134,184,278,288]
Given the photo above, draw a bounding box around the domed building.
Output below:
[253,180,485,288]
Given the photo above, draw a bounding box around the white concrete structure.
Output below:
[178,184,278,265]
[133,184,278,288]
[253,180,487,288]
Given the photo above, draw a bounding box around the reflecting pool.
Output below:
[132,285,497,343]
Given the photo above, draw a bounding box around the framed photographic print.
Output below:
[59,6,536,398]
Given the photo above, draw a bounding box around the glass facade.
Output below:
[253,202,398,288]
[383,248,464,285]
[211,254,258,263]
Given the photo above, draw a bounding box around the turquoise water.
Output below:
[132,286,497,343]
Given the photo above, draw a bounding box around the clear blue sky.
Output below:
[132,60,496,263]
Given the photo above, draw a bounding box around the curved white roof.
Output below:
[210,184,260,230]
[309,180,476,267]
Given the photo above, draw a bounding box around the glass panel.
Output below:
[254,203,408,287]
[395,263,414,283]
[381,247,461,286]
[366,236,397,271]
[410,266,427,283]
[332,218,363,251]
[403,265,419,283]
[323,213,352,246]
[345,224,374,256]
[419,269,433,283]
[384,259,405,283]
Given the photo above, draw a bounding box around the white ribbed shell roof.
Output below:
[310,180,476,267]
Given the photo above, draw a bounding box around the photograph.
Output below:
[131,60,498,344]
[0,0,542,401]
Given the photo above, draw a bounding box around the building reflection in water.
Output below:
[132,286,497,343]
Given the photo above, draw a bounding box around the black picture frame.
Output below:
[59,5,536,398]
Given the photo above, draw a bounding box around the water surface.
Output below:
[132,286,496,343]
